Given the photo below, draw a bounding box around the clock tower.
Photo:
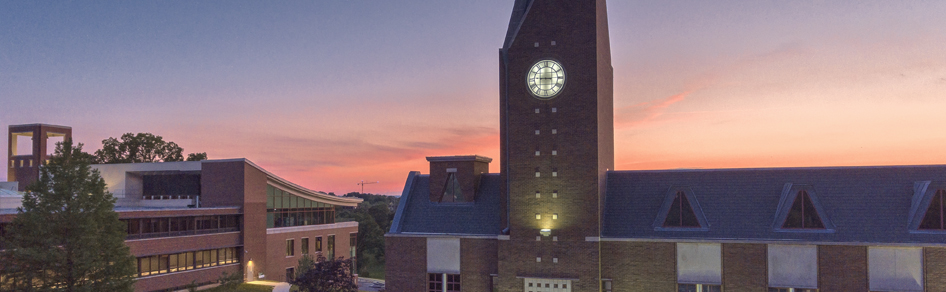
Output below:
[498,0,613,291]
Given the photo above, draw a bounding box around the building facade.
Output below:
[1,124,361,292]
[386,1,946,292]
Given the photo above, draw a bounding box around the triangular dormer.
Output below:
[441,173,464,203]
[653,187,709,231]
[909,181,946,233]
[773,184,834,232]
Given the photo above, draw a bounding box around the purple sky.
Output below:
[3,1,946,195]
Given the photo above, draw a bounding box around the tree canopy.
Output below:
[94,132,205,163]
[337,192,398,278]
[0,140,137,292]
[290,254,358,292]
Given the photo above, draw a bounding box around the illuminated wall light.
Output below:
[540,228,552,236]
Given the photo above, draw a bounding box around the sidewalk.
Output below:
[247,281,291,292]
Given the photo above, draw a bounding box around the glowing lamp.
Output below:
[540,228,552,237]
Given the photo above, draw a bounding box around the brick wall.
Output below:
[722,243,767,292]
[601,241,675,292]
[818,245,868,292]
[385,236,427,292]
[461,238,498,292]
[925,247,946,292]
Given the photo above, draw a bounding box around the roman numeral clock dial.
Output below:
[527,60,566,99]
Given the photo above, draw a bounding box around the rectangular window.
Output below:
[428,273,443,292]
[301,238,309,255]
[602,279,612,292]
[680,284,722,292]
[677,243,722,286]
[446,274,461,292]
[316,236,323,252]
[286,267,295,282]
[184,252,194,270]
[768,244,818,290]
[869,247,923,292]
[287,239,295,257]
[327,235,335,260]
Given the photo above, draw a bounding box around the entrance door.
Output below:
[524,278,572,292]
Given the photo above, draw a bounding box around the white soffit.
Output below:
[768,244,818,289]
[869,247,924,292]
[427,237,460,274]
[677,243,722,285]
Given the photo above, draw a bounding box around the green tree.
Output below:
[94,132,203,163]
[186,152,208,161]
[0,140,137,291]
[290,254,357,292]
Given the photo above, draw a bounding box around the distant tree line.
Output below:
[336,192,399,279]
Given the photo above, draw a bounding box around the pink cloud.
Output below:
[615,90,692,128]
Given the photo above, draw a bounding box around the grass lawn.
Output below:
[360,263,385,280]
[202,283,274,292]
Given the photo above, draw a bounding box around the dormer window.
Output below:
[654,188,709,231]
[663,191,700,228]
[772,184,833,233]
[782,190,824,229]
[919,190,946,230]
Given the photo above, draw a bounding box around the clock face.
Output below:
[526,60,565,99]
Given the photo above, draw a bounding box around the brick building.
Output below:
[1,124,361,292]
[385,1,946,292]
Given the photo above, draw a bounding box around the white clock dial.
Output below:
[526,60,565,99]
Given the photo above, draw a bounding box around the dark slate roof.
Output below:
[603,165,946,244]
[503,0,534,49]
[390,172,503,236]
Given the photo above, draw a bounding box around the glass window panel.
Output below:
[211,249,218,265]
[159,255,168,273]
[169,254,179,272]
[140,257,150,276]
[282,195,290,210]
[184,252,193,270]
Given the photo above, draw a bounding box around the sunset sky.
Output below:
[2,1,946,195]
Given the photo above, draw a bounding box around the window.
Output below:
[535,214,541,220]
[301,238,309,255]
[429,273,443,292]
[286,267,295,282]
[552,214,558,220]
[316,236,323,252]
[869,247,923,292]
[552,168,558,177]
[425,273,461,292]
[768,245,817,291]
[446,274,461,292]
[677,243,721,289]
[664,191,700,228]
[286,239,295,257]
[602,280,612,292]
[767,289,816,292]
[679,284,722,292]
[442,173,463,202]
[535,167,540,177]
[535,191,541,198]
[327,235,335,260]
[134,247,237,277]
[920,189,946,230]
[782,191,824,229]
[266,185,336,228]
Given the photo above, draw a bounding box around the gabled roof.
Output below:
[389,172,502,236]
[603,165,946,245]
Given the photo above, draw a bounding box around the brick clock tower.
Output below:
[498,0,613,291]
